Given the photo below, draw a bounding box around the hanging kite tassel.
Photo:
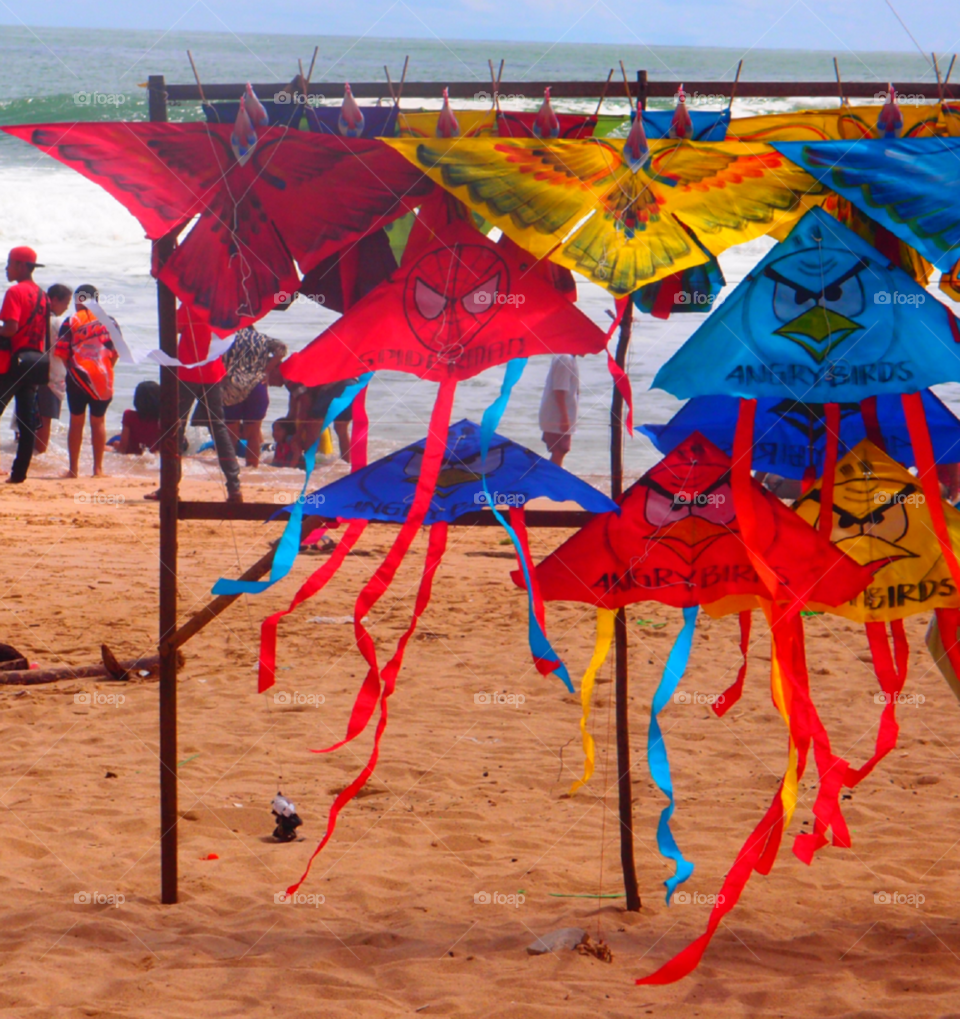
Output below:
[902,391,960,594]
[286,521,449,897]
[860,396,886,451]
[569,608,615,795]
[257,520,369,692]
[314,378,457,756]
[843,620,908,787]
[481,359,574,691]
[818,403,840,536]
[649,606,698,902]
[712,611,751,716]
[605,298,633,434]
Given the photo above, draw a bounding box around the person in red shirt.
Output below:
[169,302,241,501]
[0,246,50,483]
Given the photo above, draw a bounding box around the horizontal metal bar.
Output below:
[176,502,593,528]
[160,79,957,102]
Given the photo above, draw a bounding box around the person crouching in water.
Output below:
[55,284,119,477]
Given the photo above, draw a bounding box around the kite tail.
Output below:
[314,378,456,756]
[903,392,960,594]
[569,607,615,796]
[843,620,908,787]
[649,605,698,903]
[481,359,574,691]
[637,783,788,985]
[712,610,751,717]
[935,607,960,680]
[212,373,372,596]
[257,520,369,692]
[605,298,633,433]
[287,521,449,895]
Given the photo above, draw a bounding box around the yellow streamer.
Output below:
[761,601,799,825]
[319,427,334,456]
[569,608,615,796]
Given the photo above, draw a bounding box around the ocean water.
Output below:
[0,28,949,488]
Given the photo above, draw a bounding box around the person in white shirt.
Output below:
[539,354,579,467]
[34,283,72,455]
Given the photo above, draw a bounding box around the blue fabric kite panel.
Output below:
[642,108,730,141]
[652,207,960,402]
[639,390,960,479]
[283,418,617,524]
[773,138,960,272]
[305,106,398,138]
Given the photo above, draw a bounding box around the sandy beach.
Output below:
[0,467,958,1018]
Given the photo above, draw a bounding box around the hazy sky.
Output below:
[0,0,951,51]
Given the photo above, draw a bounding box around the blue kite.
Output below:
[641,108,730,141]
[640,390,960,479]
[285,418,617,523]
[773,137,960,273]
[652,206,960,403]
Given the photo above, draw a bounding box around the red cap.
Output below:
[8,246,43,267]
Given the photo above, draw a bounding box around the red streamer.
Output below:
[287,520,449,896]
[713,611,751,716]
[605,298,633,434]
[818,403,840,537]
[860,396,886,452]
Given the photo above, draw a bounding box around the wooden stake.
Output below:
[933,52,944,101]
[150,74,180,908]
[609,299,641,912]
[186,50,206,104]
[593,69,614,117]
[619,60,634,111]
[728,59,743,109]
[833,57,846,106]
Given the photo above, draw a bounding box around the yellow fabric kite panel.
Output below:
[794,440,960,622]
[397,110,498,137]
[728,105,944,142]
[384,137,823,295]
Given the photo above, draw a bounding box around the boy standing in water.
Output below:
[55,284,119,477]
[0,246,50,484]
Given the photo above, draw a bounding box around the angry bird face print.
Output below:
[794,439,960,621]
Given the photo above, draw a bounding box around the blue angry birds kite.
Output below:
[653,207,960,403]
[773,138,960,273]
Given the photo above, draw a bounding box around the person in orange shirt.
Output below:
[55,284,119,477]
[0,246,50,483]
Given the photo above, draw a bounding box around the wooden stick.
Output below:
[163,515,327,654]
[0,654,173,687]
[728,58,743,108]
[619,60,634,111]
[933,52,944,101]
[187,50,206,104]
[833,57,846,106]
[593,68,614,117]
[609,299,640,912]
[397,55,409,106]
[384,64,398,106]
[945,54,957,86]
[488,58,498,108]
[306,45,318,83]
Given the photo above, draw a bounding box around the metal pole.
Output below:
[610,299,640,911]
[149,74,180,905]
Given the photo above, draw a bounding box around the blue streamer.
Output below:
[649,605,698,903]
[479,358,574,692]
[212,373,373,596]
